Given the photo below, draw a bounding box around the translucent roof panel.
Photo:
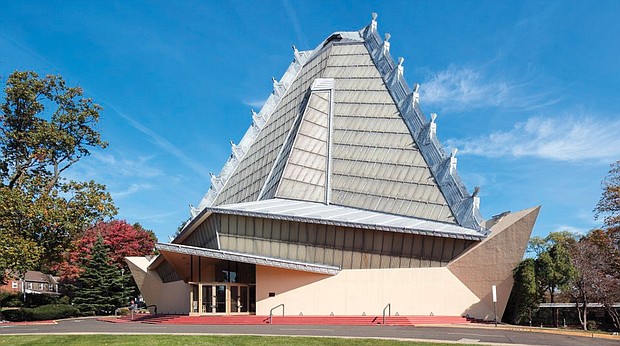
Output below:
[323,44,455,223]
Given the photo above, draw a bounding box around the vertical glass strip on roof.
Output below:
[213,49,333,205]
[276,90,330,202]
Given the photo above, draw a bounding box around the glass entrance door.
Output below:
[191,283,252,315]
[239,286,248,313]
[229,285,249,313]
[201,285,213,313]
[215,285,226,313]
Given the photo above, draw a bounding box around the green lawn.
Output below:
[0,335,473,346]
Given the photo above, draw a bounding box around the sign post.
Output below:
[492,285,497,327]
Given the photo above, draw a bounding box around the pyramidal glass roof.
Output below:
[189,14,487,237]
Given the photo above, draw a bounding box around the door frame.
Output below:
[189,282,253,316]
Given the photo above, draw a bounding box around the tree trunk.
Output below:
[583,305,587,331]
[550,289,558,327]
[606,304,620,331]
[575,302,587,330]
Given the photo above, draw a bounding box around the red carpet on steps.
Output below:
[99,314,473,326]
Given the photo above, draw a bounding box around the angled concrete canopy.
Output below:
[448,206,541,318]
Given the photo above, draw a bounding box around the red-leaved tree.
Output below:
[56,220,156,280]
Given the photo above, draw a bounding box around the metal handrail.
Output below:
[269,304,285,324]
[147,304,158,314]
[382,303,391,325]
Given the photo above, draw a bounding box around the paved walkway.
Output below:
[0,317,618,346]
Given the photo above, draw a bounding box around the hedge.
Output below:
[1,304,79,322]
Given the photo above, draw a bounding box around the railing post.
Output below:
[269,304,285,324]
[382,303,391,325]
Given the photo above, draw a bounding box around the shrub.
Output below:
[1,304,78,322]
[57,296,71,305]
[24,293,59,308]
[2,308,33,322]
[587,320,599,331]
[1,292,23,307]
[31,304,79,320]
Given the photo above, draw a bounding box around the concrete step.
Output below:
[100,314,473,326]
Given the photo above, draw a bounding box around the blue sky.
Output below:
[2,1,619,242]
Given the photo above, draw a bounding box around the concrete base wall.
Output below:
[128,207,537,319]
[256,266,493,319]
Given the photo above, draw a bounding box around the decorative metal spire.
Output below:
[382,33,391,55]
[412,83,420,104]
[230,141,244,160]
[396,56,404,79]
[371,12,378,32]
[449,148,458,174]
[292,45,301,63]
[429,113,438,137]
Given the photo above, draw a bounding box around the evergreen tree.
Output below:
[72,236,127,315]
[504,258,539,325]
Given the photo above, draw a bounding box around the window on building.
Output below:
[28,282,33,289]
[40,283,44,290]
[11,281,18,289]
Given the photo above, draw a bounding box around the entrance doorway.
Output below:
[190,283,256,315]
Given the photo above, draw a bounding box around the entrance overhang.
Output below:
[156,242,340,276]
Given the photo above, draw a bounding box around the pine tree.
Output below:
[72,235,127,315]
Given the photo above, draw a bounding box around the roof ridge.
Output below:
[359,13,485,234]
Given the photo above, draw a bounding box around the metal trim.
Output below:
[156,242,341,275]
[205,202,485,241]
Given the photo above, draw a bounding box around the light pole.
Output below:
[121,268,125,304]
[492,285,497,327]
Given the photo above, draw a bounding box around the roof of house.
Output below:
[24,271,55,283]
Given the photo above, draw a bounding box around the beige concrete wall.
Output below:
[256,266,491,318]
[126,257,190,314]
[448,207,540,320]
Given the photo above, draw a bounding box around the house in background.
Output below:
[0,271,59,295]
[127,14,539,320]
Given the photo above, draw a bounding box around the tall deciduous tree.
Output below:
[569,238,606,330]
[72,236,127,315]
[0,71,116,276]
[589,161,620,330]
[595,160,620,232]
[534,232,576,327]
[569,233,620,331]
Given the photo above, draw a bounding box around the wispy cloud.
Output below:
[0,33,53,70]
[243,98,268,109]
[111,183,153,198]
[447,115,620,162]
[552,225,589,236]
[106,104,211,178]
[91,152,162,179]
[282,0,309,49]
[420,65,559,113]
